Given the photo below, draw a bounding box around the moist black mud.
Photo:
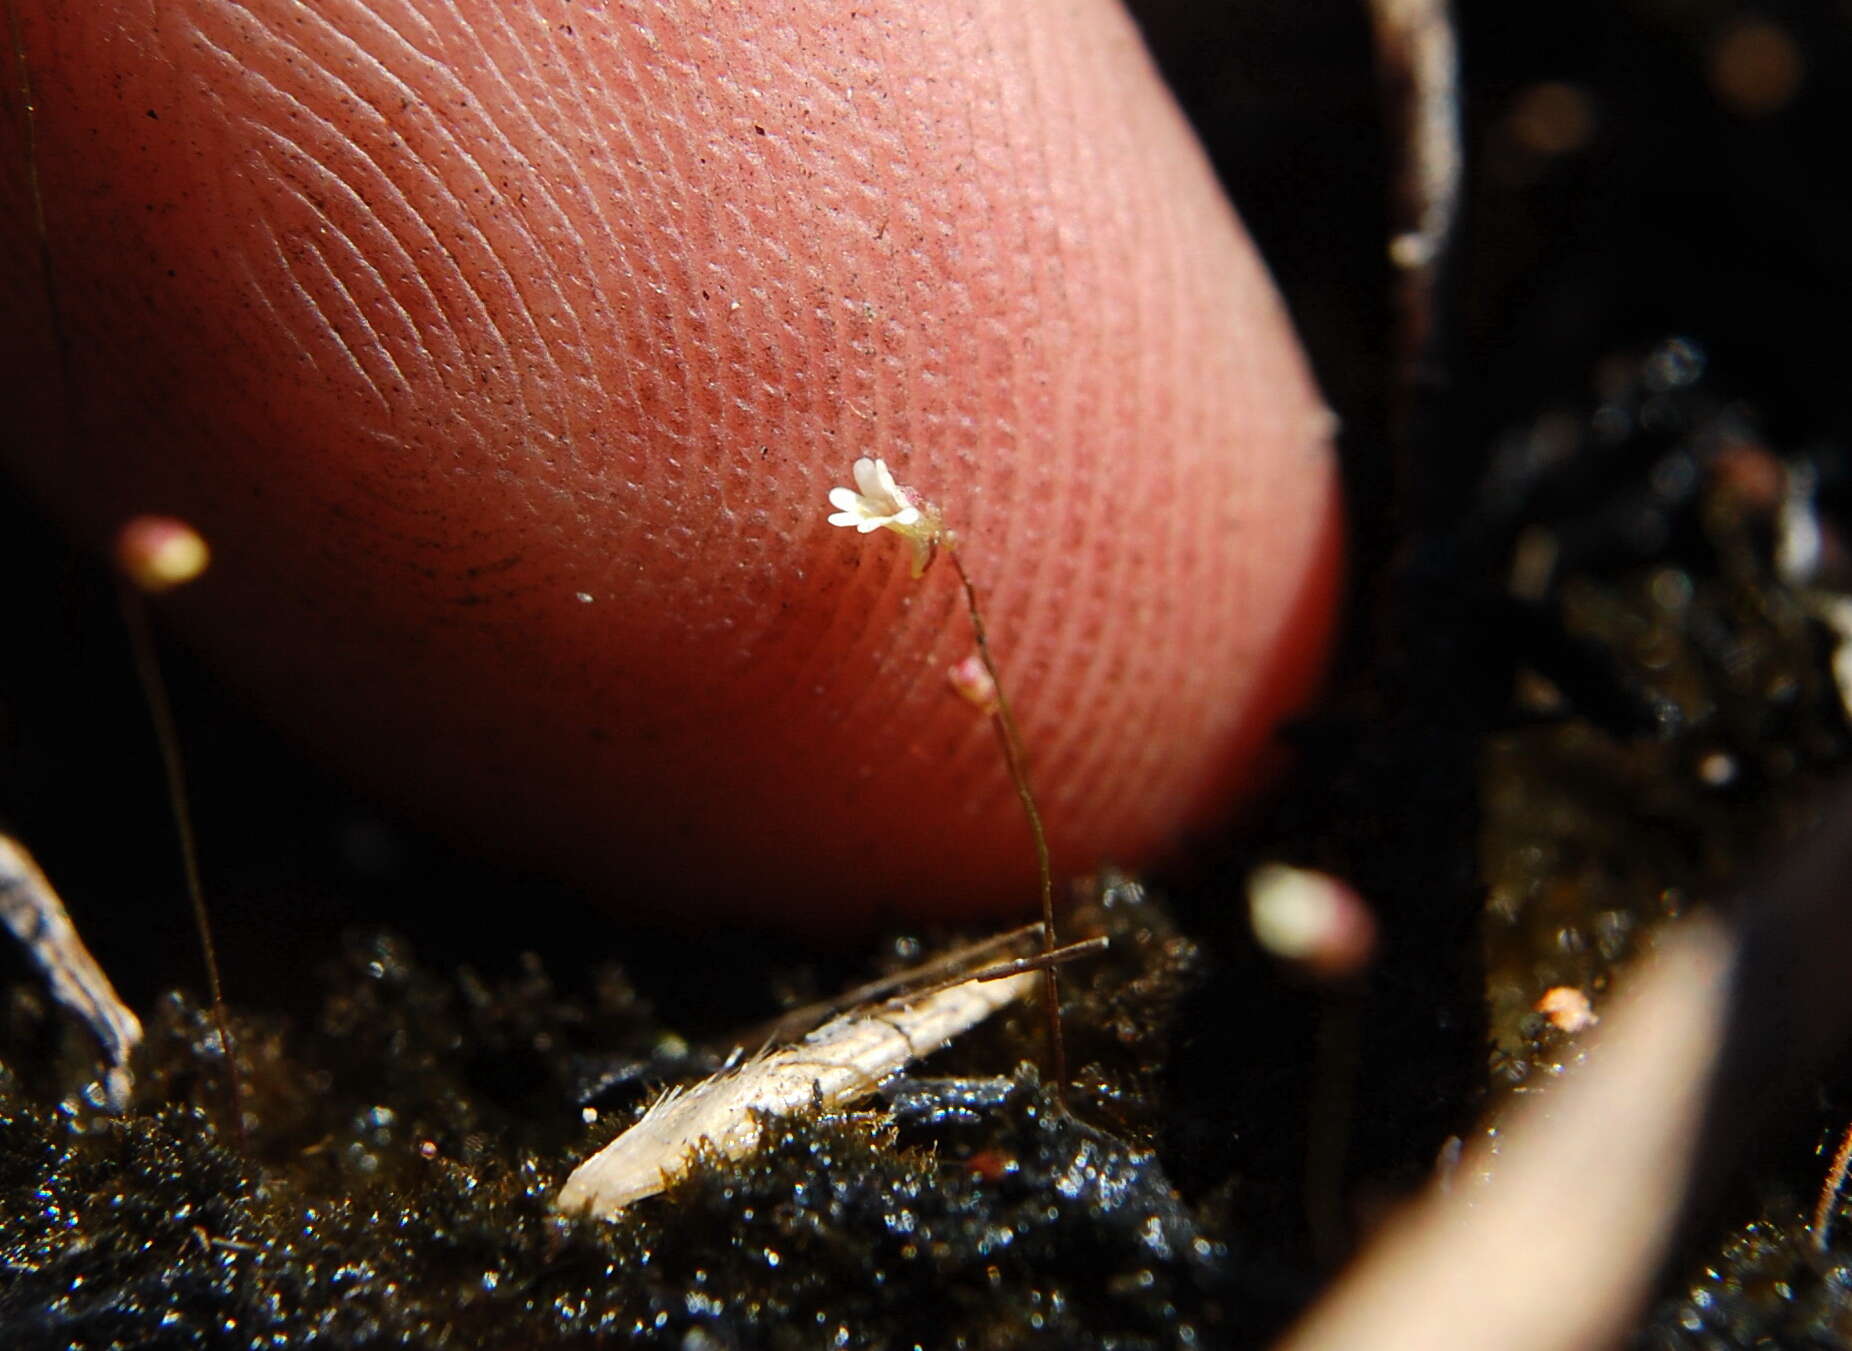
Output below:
[2,885,1236,1349]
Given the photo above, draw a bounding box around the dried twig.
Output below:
[1810,1121,1852,1252]
[557,962,1038,1217]
[1279,916,1734,1351]
[0,834,142,1110]
[1283,772,1852,1349]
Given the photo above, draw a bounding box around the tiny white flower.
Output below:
[826,456,943,574]
[827,457,920,532]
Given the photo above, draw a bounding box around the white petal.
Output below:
[853,457,883,497]
[868,459,902,498]
[856,518,885,533]
[828,487,862,512]
[827,510,863,528]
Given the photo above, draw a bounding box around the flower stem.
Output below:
[120,585,245,1149]
[947,550,1067,1110]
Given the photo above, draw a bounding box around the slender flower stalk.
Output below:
[825,458,1068,1105]
[115,514,244,1147]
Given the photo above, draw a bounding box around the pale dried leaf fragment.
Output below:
[556,967,1037,1217]
[1278,916,1734,1351]
[0,835,143,1110]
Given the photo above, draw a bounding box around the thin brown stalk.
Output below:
[962,935,1110,986]
[119,588,245,1150]
[946,550,1067,1108]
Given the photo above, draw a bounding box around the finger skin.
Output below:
[0,0,1340,930]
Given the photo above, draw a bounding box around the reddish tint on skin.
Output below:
[0,0,1341,931]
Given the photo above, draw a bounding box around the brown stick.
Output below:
[0,835,142,1110]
